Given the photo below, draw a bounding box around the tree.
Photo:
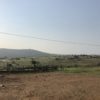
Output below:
[31,60,39,67]
[6,63,13,72]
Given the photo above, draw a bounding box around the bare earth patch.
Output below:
[0,72,100,100]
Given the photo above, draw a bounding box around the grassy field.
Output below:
[0,55,100,100]
[0,55,100,70]
[63,67,100,75]
[0,72,100,100]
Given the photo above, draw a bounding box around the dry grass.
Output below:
[0,72,100,100]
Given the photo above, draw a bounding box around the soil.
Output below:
[0,72,100,100]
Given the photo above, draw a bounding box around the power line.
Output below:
[0,32,100,47]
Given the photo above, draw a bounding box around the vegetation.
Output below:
[0,55,100,74]
[0,55,100,100]
[0,72,100,100]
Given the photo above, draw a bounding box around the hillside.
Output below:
[0,49,48,58]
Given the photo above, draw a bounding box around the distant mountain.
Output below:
[0,49,49,58]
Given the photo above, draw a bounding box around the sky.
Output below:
[0,0,100,54]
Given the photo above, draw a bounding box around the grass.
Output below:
[63,67,100,75]
[1,55,100,74]
[0,72,100,100]
[0,55,100,99]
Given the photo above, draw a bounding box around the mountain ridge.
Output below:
[0,48,49,58]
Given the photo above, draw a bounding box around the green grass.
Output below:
[63,67,100,75]
[0,55,100,74]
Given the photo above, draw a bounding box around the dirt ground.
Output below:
[0,72,100,100]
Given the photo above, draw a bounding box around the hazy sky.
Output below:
[0,0,100,54]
